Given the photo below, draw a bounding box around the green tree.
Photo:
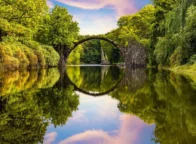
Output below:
[37,6,79,67]
[0,0,48,30]
[103,5,155,65]
[118,5,156,47]
[80,40,101,64]
[153,1,196,66]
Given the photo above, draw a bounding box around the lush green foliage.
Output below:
[67,37,121,64]
[67,45,82,65]
[80,40,101,64]
[37,6,79,47]
[102,5,155,65]
[0,0,80,70]
[117,5,156,47]
[98,0,196,68]
[0,0,48,31]
[36,5,79,66]
[0,38,59,70]
[152,0,196,67]
[100,40,121,64]
[104,5,155,48]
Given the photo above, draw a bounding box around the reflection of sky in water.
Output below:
[44,92,155,144]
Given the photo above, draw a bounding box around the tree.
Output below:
[40,6,79,67]
[80,40,101,64]
[117,5,156,47]
[0,0,48,30]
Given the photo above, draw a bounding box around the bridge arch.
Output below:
[67,36,124,59]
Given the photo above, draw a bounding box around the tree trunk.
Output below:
[58,46,65,68]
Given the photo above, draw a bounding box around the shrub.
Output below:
[189,54,196,64]
[0,18,32,40]
[23,46,38,68]
[41,45,60,66]
[24,41,46,67]
[0,42,20,70]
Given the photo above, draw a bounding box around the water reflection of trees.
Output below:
[1,67,196,143]
[0,69,79,143]
[111,69,196,144]
[0,68,60,96]
[66,66,124,93]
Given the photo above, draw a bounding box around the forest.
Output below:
[1,0,196,75]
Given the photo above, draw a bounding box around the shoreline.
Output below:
[162,64,196,82]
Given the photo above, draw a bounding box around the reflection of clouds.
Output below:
[76,93,120,121]
[59,130,115,144]
[59,115,144,144]
[96,97,119,119]
[68,93,120,124]
[69,110,89,123]
[44,132,57,144]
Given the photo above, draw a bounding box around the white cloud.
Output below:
[77,14,118,35]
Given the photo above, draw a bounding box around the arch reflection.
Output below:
[65,66,124,96]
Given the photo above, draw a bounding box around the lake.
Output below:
[0,66,196,144]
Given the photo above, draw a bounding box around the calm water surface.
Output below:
[0,66,196,144]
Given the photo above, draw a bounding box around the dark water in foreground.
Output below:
[0,66,196,144]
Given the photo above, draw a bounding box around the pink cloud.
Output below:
[56,0,138,18]
[59,115,144,144]
[47,1,55,8]
[44,132,57,144]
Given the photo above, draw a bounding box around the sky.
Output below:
[47,0,151,35]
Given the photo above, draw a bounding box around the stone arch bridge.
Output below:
[65,36,147,67]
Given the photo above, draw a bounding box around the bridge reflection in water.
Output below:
[65,65,147,97]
